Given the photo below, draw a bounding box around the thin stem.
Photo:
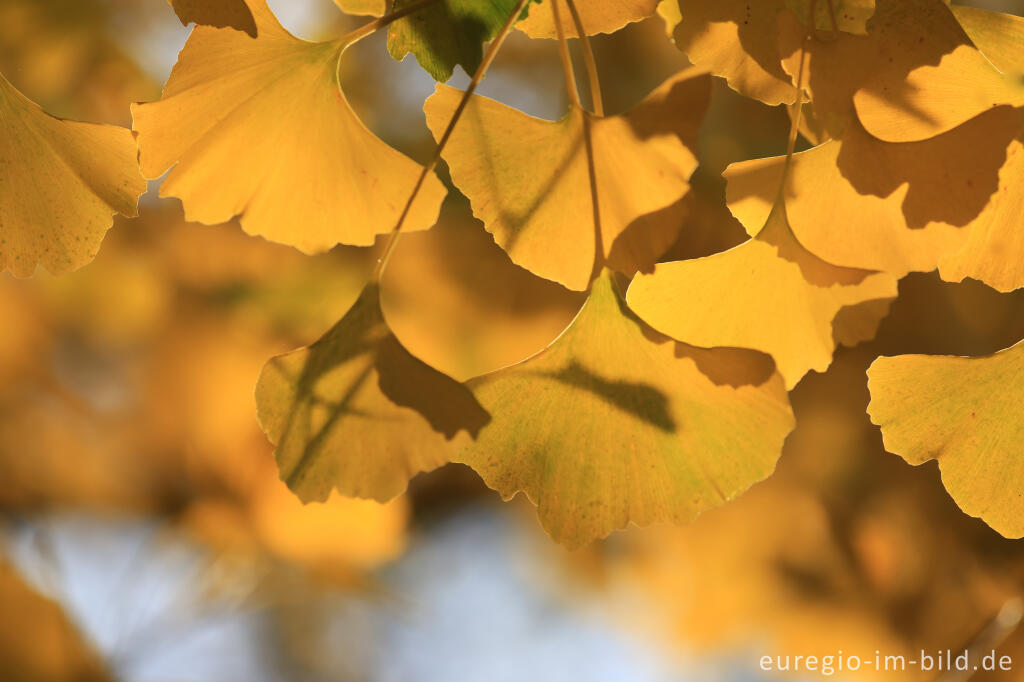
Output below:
[775,0,812,204]
[564,0,604,117]
[372,0,532,281]
[553,0,603,275]
[340,0,440,46]
[551,0,582,109]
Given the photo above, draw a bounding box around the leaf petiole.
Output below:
[339,0,442,46]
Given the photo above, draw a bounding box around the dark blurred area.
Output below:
[2,0,1024,680]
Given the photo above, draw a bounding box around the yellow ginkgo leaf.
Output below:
[951,6,1024,75]
[424,68,709,291]
[852,0,1024,142]
[656,0,681,37]
[785,0,874,34]
[724,106,1020,276]
[867,339,1024,538]
[458,270,795,548]
[332,0,387,16]
[675,0,796,106]
[939,129,1024,293]
[133,0,446,253]
[517,0,658,38]
[168,0,257,36]
[0,72,146,278]
[255,283,489,503]
[627,203,897,388]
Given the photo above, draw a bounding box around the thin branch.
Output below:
[564,0,604,117]
[551,0,582,109]
[372,0,533,281]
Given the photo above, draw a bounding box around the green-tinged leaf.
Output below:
[867,339,1024,538]
[387,0,535,82]
[0,72,145,278]
[457,271,795,548]
[256,284,489,503]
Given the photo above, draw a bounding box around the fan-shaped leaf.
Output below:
[168,0,257,36]
[724,106,1019,276]
[133,0,445,253]
[255,284,489,503]
[457,270,795,547]
[0,72,146,277]
[424,68,709,290]
[517,0,658,39]
[951,6,1024,75]
[627,202,897,388]
[867,339,1024,538]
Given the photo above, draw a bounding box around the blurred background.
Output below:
[2,0,1024,680]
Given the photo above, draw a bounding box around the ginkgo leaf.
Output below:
[939,127,1024,293]
[785,0,874,34]
[867,339,1024,538]
[723,106,1020,276]
[0,72,146,278]
[168,0,257,36]
[133,0,446,253]
[457,270,795,548]
[255,283,489,503]
[424,67,709,291]
[951,6,1024,75]
[674,0,796,106]
[517,0,658,39]
[627,202,897,388]
[656,0,681,37]
[387,0,536,82]
[852,0,1024,142]
[333,0,387,16]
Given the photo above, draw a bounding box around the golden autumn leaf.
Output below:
[627,202,897,388]
[255,283,489,504]
[133,0,446,253]
[167,0,257,36]
[785,0,874,34]
[867,339,1024,538]
[951,5,1024,76]
[456,270,795,548]
[852,0,1024,143]
[516,0,658,39]
[424,67,709,291]
[332,0,387,16]
[674,0,797,106]
[724,106,1020,276]
[0,72,145,277]
[938,126,1024,293]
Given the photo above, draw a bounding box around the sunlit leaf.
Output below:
[939,127,1024,293]
[724,106,1020,276]
[168,0,257,36]
[674,0,797,106]
[785,0,874,34]
[0,72,145,277]
[424,68,709,290]
[951,6,1024,75]
[867,339,1024,538]
[333,0,387,16]
[457,270,794,547]
[852,0,1024,142]
[517,0,658,39]
[255,283,489,503]
[656,0,681,37]
[133,0,446,253]
[628,202,897,388]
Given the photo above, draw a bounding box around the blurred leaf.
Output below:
[0,72,145,277]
